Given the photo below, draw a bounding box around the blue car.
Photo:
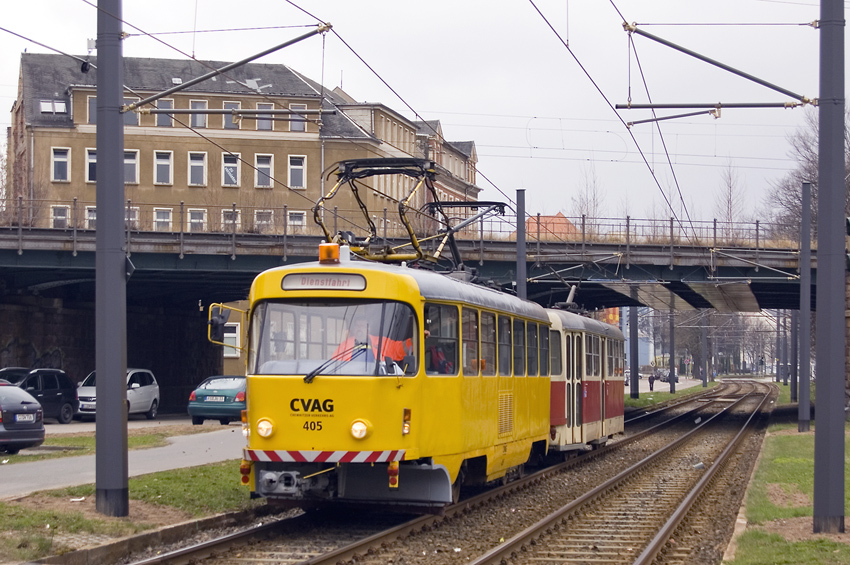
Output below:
[187,375,246,425]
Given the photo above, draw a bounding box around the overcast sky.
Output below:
[1,0,840,223]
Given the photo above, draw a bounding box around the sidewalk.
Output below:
[0,425,246,500]
[627,374,708,395]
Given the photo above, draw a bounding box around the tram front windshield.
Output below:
[250,300,419,377]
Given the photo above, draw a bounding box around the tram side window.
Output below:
[498,316,512,376]
[549,330,562,376]
[526,323,538,376]
[574,335,582,379]
[462,308,480,376]
[424,303,458,375]
[585,334,600,377]
[539,325,550,376]
[481,312,497,376]
[513,320,525,376]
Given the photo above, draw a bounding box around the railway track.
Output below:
[128,380,772,565]
[471,380,771,564]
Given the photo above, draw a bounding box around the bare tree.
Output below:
[714,160,747,241]
[570,163,605,221]
[762,108,850,240]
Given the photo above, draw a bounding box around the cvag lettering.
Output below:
[290,398,335,413]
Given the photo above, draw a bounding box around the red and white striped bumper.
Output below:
[244,449,405,463]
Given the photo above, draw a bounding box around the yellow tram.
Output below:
[212,243,552,510]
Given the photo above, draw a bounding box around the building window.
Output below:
[223,101,240,129]
[288,155,305,188]
[255,210,273,232]
[123,98,139,126]
[222,153,240,187]
[40,100,67,114]
[188,209,207,232]
[52,206,69,229]
[125,206,140,230]
[86,149,96,183]
[288,210,306,228]
[191,100,207,128]
[154,208,172,231]
[51,148,69,182]
[156,99,173,127]
[255,154,273,188]
[87,96,96,124]
[188,152,207,186]
[257,103,273,131]
[289,104,307,132]
[223,322,240,358]
[222,209,241,231]
[124,150,138,184]
[85,207,97,230]
[154,151,173,185]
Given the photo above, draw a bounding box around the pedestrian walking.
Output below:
[648,373,655,391]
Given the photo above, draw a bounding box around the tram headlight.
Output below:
[257,418,274,438]
[350,419,370,439]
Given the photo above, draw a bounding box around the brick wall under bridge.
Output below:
[0,296,222,415]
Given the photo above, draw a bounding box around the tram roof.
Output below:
[271,260,550,323]
[547,309,625,340]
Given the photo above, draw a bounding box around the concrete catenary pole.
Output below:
[668,296,676,394]
[790,310,798,401]
[799,181,811,432]
[516,189,526,300]
[701,313,708,387]
[95,0,129,516]
[629,289,639,399]
[813,0,845,534]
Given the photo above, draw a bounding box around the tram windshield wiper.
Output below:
[303,343,375,383]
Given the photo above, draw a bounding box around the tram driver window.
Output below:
[424,304,458,375]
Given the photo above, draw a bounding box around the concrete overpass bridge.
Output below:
[0,218,809,313]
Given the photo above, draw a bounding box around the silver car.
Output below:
[76,368,160,420]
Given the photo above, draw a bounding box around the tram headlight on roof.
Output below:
[350,419,370,439]
[257,418,274,438]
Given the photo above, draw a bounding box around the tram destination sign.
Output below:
[282,273,366,291]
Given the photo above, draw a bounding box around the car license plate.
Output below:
[205,396,225,402]
[15,413,35,423]
[80,402,95,410]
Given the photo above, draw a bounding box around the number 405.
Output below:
[303,421,323,431]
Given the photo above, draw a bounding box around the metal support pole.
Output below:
[799,181,812,432]
[781,310,789,385]
[95,0,129,517]
[230,202,237,260]
[283,204,288,262]
[178,201,184,259]
[516,189,527,300]
[629,288,639,399]
[72,197,78,257]
[479,215,484,266]
[581,214,586,255]
[625,215,631,269]
[669,298,676,393]
[701,314,708,387]
[791,310,799,401]
[775,310,781,381]
[669,217,674,270]
[813,0,846,532]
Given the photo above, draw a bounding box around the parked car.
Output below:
[187,375,246,425]
[0,368,78,424]
[0,385,45,453]
[77,368,159,420]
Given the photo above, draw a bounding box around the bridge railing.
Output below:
[0,197,797,250]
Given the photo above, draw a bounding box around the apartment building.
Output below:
[6,53,480,237]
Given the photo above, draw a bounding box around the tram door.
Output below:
[496,315,514,445]
[571,333,583,445]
